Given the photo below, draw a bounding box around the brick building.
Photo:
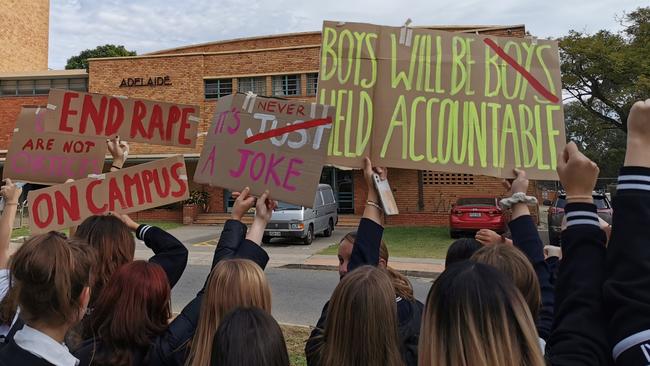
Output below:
[0,0,49,73]
[0,24,540,225]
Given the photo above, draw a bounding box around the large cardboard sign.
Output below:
[4,107,106,184]
[318,21,565,180]
[44,89,200,148]
[195,94,333,207]
[28,156,189,234]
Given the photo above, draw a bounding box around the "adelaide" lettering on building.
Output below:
[120,76,172,87]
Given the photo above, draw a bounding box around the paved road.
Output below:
[170,265,434,326]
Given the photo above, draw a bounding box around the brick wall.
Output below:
[0,96,48,150]
[0,0,49,72]
[130,209,182,222]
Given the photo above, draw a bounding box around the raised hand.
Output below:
[231,187,256,221]
[557,142,599,203]
[625,99,650,167]
[476,229,507,246]
[107,136,130,169]
[108,211,139,231]
[1,178,22,205]
[254,190,277,224]
[502,168,529,197]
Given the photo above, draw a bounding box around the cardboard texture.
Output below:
[44,89,200,148]
[4,107,106,185]
[28,155,189,234]
[318,21,566,180]
[195,93,333,207]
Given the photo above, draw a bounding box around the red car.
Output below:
[449,196,506,238]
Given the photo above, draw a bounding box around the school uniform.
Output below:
[508,215,555,341]
[306,218,422,366]
[545,202,610,365]
[76,219,269,366]
[0,325,79,366]
[603,167,650,365]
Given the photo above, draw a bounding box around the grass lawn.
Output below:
[11,221,183,239]
[281,324,311,366]
[320,226,454,259]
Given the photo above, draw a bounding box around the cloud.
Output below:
[49,0,646,69]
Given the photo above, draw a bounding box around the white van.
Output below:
[263,184,338,245]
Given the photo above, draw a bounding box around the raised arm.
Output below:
[348,157,386,273]
[546,142,609,365]
[603,99,650,365]
[0,179,21,269]
[503,169,554,341]
[111,212,188,288]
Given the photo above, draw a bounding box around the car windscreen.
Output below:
[594,198,609,209]
[276,202,301,210]
[456,198,495,207]
[557,197,608,209]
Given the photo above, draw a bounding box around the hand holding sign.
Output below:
[231,187,256,222]
[107,136,130,169]
[1,179,22,205]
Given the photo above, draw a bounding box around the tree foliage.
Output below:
[565,102,625,178]
[560,7,650,133]
[65,44,136,70]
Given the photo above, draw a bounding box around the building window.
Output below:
[204,78,233,99]
[306,73,318,96]
[0,78,88,96]
[238,77,266,95]
[272,75,301,96]
[421,172,474,185]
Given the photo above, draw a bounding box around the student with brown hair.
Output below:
[0,233,96,366]
[418,261,545,366]
[331,232,423,366]
[307,158,405,366]
[312,266,404,366]
[211,307,289,366]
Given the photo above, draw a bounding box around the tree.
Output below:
[65,44,136,70]
[560,7,650,133]
[565,102,625,178]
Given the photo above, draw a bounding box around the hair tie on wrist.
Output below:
[565,195,593,202]
[111,165,122,170]
[499,192,538,209]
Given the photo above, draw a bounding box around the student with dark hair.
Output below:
[210,307,289,366]
[0,233,96,366]
[419,261,545,366]
[444,238,483,267]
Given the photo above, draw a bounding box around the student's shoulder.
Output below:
[0,339,55,365]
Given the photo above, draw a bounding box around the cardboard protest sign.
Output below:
[4,107,106,185]
[28,155,189,234]
[195,94,333,207]
[44,89,200,148]
[318,21,565,180]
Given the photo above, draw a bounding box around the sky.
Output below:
[49,0,647,69]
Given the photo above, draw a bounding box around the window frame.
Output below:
[272,74,301,96]
[204,78,233,99]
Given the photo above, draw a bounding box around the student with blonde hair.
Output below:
[418,261,545,366]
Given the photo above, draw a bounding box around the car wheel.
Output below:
[323,219,334,237]
[262,236,271,244]
[450,230,460,239]
[302,225,314,245]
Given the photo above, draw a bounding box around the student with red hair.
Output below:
[74,261,170,365]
